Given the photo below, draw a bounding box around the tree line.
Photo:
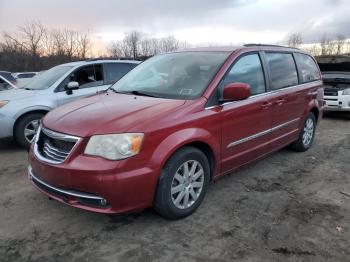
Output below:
[0,21,91,72]
[287,32,350,56]
[0,21,185,72]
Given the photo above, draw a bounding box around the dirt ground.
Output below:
[0,114,349,262]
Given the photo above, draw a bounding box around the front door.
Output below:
[56,64,102,106]
[220,53,273,173]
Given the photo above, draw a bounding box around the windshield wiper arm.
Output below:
[112,90,159,98]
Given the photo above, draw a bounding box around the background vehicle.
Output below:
[0,71,17,86]
[28,45,323,219]
[317,55,350,114]
[0,60,140,148]
[0,75,17,91]
[12,72,38,87]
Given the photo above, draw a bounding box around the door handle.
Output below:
[261,101,272,109]
[275,98,285,106]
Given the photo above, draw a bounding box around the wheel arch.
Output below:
[150,128,221,180]
[13,109,50,136]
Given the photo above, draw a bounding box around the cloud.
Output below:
[0,0,349,45]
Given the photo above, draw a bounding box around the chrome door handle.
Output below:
[261,102,272,109]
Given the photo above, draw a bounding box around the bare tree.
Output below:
[335,34,346,55]
[287,32,303,48]
[124,31,142,58]
[159,35,179,52]
[77,32,90,59]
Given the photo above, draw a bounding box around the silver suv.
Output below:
[0,59,140,148]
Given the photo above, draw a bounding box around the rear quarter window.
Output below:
[265,53,298,90]
[104,63,135,85]
[294,53,321,83]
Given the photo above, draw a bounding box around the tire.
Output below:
[154,146,210,219]
[291,112,316,152]
[14,113,44,149]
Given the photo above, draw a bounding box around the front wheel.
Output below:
[155,146,210,219]
[291,112,316,152]
[14,113,44,149]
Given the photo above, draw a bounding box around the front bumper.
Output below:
[28,149,157,214]
[324,93,350,112]
[0,113,14,139]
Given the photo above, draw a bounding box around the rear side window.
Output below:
[222,54,266,95]
[265,53,298,90]
[104,63,134,85]
[294,53,320,83]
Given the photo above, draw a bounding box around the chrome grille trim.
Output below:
[33,125,81,165]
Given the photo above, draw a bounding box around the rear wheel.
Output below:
[155,146,210,219]
[291,112,316,152]
[14,113,44,149]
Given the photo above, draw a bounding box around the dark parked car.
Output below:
[28,45,324,219]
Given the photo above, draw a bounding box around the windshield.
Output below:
[24,65,73,90]
[111,51,230,99]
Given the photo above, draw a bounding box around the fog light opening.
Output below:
[100,199,108,206]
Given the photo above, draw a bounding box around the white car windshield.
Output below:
[111,51,230,99]
[24,65,73,90]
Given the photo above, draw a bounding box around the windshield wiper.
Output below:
[111,89,159,98]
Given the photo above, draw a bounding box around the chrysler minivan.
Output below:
[28,45,324,219]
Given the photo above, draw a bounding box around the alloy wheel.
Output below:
[302,118,314,147]
[24,119,40,144]
[171,160,204,209]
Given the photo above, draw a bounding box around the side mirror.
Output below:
[221,82,251,102]
[65,81,79,95]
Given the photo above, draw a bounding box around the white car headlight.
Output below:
[343,88,350,95]
[84,133,144,160]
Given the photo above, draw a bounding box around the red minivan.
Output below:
[28,45,324,219]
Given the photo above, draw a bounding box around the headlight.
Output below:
[343,88,350,95]
[84,133,144,160]
[0,100,9,108]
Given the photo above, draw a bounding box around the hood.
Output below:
[0,88,36,100]
[43,92,186,137]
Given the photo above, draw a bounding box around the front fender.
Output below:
[150,128,221,176]
[14,105,53,120]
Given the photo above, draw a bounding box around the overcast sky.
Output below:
[0,0,349,51]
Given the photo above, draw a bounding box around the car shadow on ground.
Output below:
[323,111,350,120]
[0,139,25,153]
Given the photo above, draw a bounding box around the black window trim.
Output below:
[205,51,268,107]
[263,50,300,91]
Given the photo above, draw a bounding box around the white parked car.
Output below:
[318,55,350,113]
[0,75,17,91]
[12,72,38,87]
[0,59,140,148]
[323,72,350,112]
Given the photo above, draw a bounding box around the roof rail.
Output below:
[244,43,299,50]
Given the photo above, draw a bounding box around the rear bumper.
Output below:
[28,149,158,214]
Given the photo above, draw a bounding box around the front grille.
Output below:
[324,88,338,97]
[34,126,80,164]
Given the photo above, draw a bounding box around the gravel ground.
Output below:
[0,114,349,262]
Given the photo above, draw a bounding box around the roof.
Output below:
[176,44,302,53]
[58,59,141,67]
